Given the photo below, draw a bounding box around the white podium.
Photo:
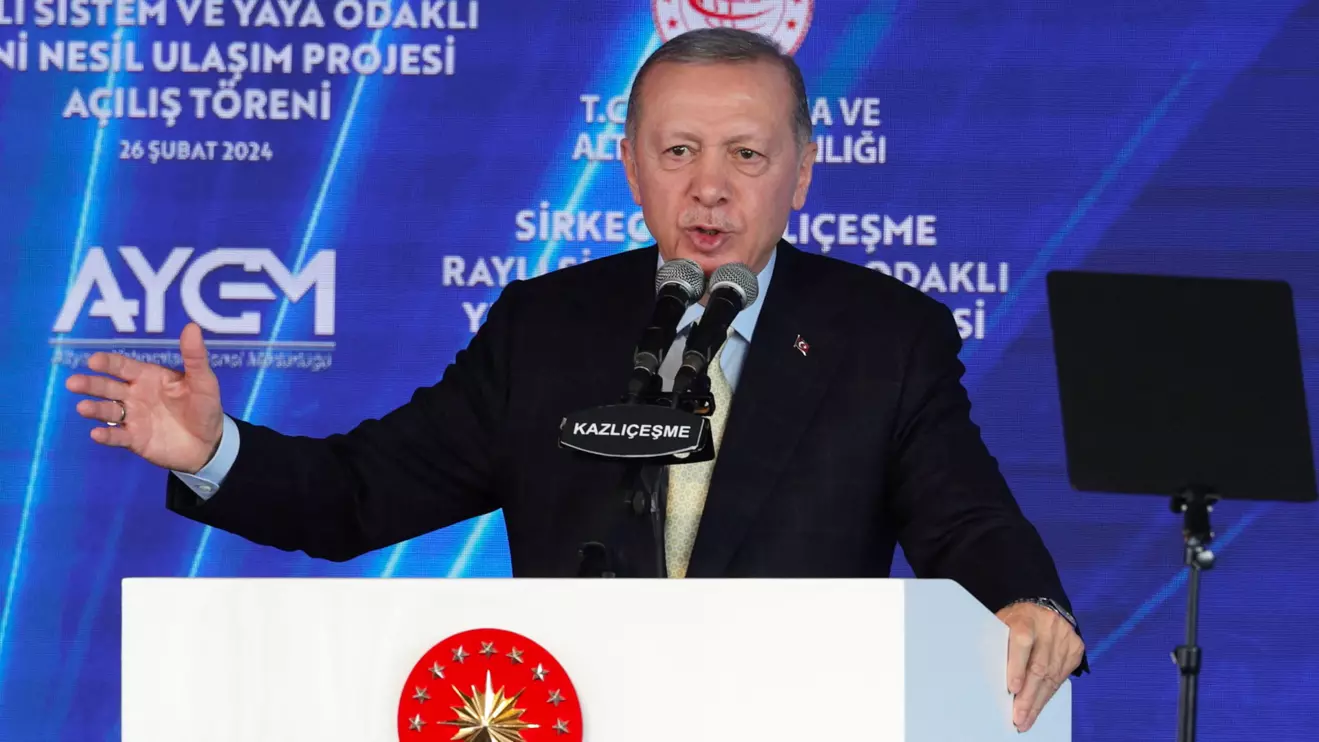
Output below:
[122,577,1070,741]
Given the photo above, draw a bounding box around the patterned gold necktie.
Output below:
[664,343,733,578]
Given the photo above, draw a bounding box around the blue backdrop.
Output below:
[1,0,1317,739]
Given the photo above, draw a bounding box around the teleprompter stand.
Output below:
[1046,270,1317,742]
[1169,485,1216,742]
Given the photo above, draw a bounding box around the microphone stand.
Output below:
[573,372,715,579]
[572,260,752,578]
[576,460,664,578]
[576,541,615,578]
[638,461,666,579]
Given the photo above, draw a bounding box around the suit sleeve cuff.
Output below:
[170,415,240,500]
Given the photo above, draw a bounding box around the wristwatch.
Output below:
[1008,597,1080,634]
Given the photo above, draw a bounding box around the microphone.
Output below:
[627,258,705,399]
[672,262,760,395]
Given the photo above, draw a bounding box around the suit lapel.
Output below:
[684,242,852,577]
[566,247,661,403]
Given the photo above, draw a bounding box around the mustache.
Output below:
[679,214,739,231]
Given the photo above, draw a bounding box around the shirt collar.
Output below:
[658,247,777,343]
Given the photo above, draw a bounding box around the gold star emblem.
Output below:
[480,641,498,658]
[505,647,524,664]
[440,670,540,742]
[408,714,425,732]
[531,663,548,682]
[430,662,446,679]
[413,686,431,703]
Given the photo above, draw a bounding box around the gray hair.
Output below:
[624,28,813,148]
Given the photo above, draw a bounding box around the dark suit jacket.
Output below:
[167,241,1082,663]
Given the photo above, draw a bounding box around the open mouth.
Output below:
[687,226,729,251]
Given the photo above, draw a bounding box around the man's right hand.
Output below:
[65,322,226,474]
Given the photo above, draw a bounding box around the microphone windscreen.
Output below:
[707,262,759,307]
[655,258,706,301]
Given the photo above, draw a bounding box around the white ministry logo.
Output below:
[653,0,814,54]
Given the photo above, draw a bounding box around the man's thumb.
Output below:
[179,323,212,374]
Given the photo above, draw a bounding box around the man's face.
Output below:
[621,58,817,277]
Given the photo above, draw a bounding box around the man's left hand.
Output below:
[996,602,1085,733]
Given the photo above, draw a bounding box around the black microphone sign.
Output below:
[559,404,707,459]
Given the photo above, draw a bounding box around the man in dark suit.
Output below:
[66,28,1084,731]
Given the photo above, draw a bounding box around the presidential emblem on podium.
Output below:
[397,628,584,741]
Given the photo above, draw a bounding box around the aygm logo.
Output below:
[653,0,814,54]
[53,246,335,339]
